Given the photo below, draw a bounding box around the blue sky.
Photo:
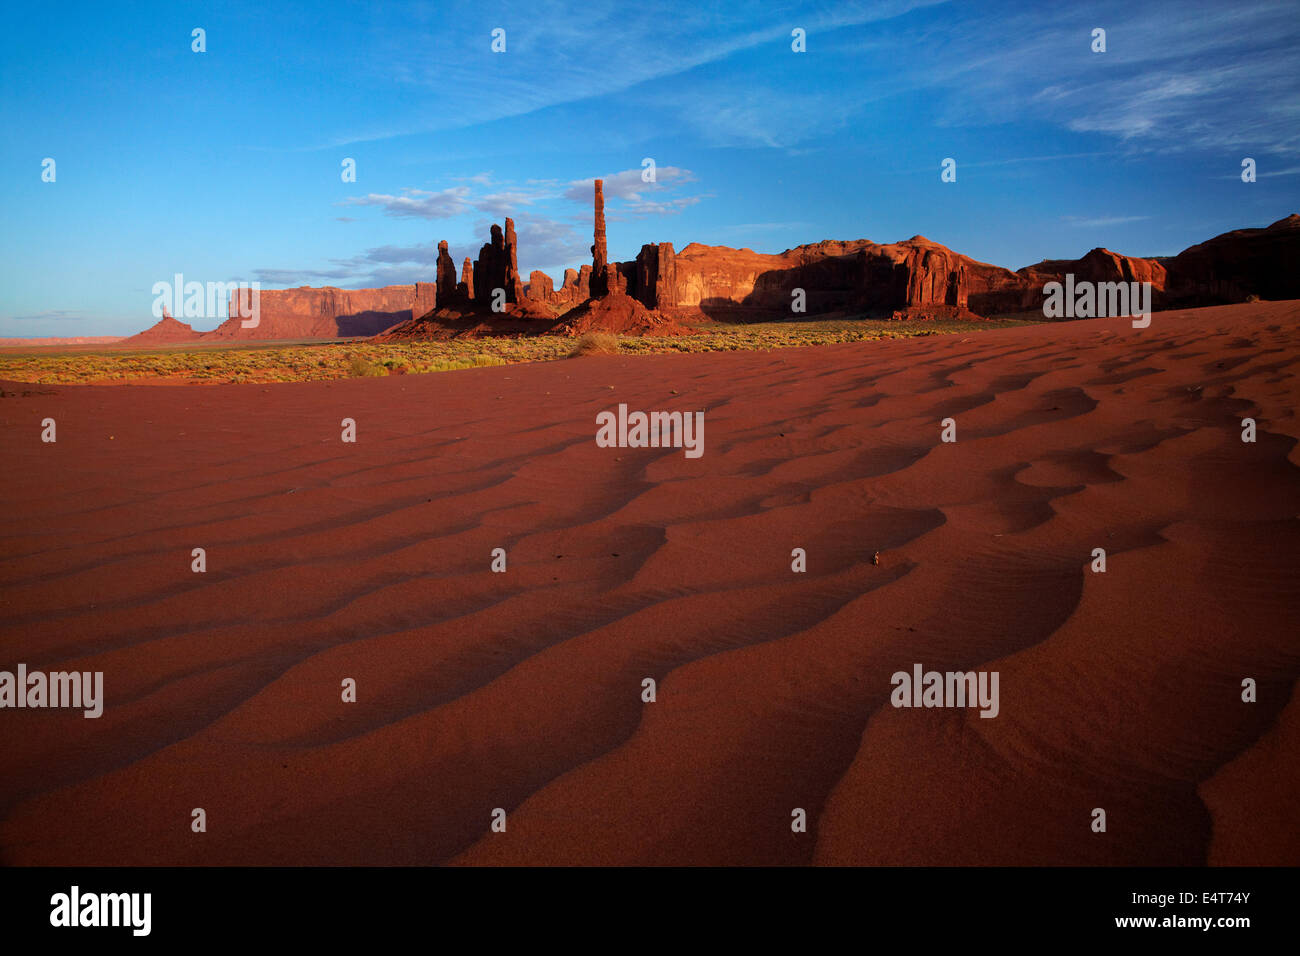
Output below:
[2,0,1298,336]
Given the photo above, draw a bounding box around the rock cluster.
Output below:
[125,183,1299,343]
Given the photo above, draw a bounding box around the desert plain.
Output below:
[1,299,1296,866]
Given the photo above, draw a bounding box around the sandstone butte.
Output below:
[124,190,1300,342]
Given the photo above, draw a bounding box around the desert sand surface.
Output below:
[1,300,1297,866]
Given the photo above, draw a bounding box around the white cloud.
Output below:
[339,187,471,219]
[563,166,703,215]
[1060,215,1152,228]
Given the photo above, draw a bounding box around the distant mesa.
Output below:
[124,193,1300,343]
[122,310,202,344]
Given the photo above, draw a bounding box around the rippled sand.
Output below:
[1,301,1297,865]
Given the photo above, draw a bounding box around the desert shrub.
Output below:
[347,354,387,377]
[568,332,619,357]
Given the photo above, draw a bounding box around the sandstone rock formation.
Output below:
[602,263,628,296]
[122,199,1300,344]
[526,269,554,302]
[412,281,437,321]
[121,311,203,344]
[1161,214,1300,306]
[461,257,474,300]
[473,221,524,306]
[553,292,685,337]
[1016,248,1167,313]
[504,218,524,303]
[634,243,678,309]
[665,236,1033,318]
[210,286,416,339]
[592,179,607,296]
[436,241,458,300]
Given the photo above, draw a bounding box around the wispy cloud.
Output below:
[1219,165,1300,180]
[6,310,87,322]
[909,1,1300,154]
[1061,215,1152,228]
[563,166,703,215]
[256,208,591,288]
[339,186,472,220]
[958,152,1116,169]
[254,0,950,151]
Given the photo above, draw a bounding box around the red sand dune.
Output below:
[0,300,1297,865]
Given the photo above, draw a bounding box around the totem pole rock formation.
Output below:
[436,240,458,300]
[592,178,608,296]
[504,217,524,303]
[460,257,474,300]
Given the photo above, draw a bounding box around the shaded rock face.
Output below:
[473,220,523,306]
[504,217,524,303]
[1016,248,1168,313]
[634,242,678,309]
[436,241,458,300]
[602,263,629,297]
[412,282,437,321]
[473,224,504,307]
[1161,214,1300,305]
